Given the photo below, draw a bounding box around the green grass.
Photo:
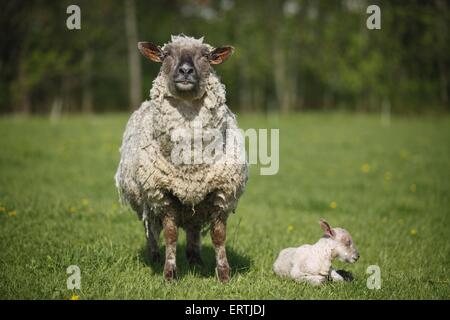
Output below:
[0,112,449,299]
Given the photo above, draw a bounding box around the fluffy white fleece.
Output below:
[273,226,359,286]
[115,37,248,220]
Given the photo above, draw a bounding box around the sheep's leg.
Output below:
[144,219,162,262]
[162,214,178,281]
[185,225,202,265]
[210,217,230,283]
[143,205,161,262]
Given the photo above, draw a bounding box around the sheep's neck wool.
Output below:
[115,63,248,219]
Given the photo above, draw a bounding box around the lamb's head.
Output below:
[319,219,360,263]
[138,35,234,100]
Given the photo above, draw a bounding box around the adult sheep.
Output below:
[115,35,248,282]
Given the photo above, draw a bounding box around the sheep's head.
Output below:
[319,219,360,263]
[138,35,234,100]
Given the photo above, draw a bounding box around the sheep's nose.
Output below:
[178,63,194,75]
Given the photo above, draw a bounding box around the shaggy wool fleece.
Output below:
[115,38,248,225]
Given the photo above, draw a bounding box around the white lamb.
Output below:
[273,219,359,285]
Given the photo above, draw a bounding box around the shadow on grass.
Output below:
[138,243,252,280]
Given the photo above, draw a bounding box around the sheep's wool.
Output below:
[115,37,248,221]
[162,35,212,51]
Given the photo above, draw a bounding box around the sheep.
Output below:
[273,219,359,286]
[115,35,248,282]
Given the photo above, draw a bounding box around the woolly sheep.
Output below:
[273,219,359,285]
[115,35,248,282]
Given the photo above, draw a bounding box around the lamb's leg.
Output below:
[330,268,345,282]
[144,219,162,262]
[210,217,230,283]
[330,268,353,282]
[186,225,202,265]
[162,214,178,281]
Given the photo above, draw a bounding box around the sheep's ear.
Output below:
[138,42,164,63]
[319,219,336,238]
[209,46,234,65]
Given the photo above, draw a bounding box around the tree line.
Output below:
[0,0,448,114]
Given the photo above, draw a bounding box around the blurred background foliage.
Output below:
[0,0,449,114]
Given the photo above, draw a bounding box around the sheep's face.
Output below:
[138,37,234,100]
[330,228,360,263]
[163,42,212,100]
[319,219,360,264]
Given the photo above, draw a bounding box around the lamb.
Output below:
[273,219,359,286]
[115,35,248,282]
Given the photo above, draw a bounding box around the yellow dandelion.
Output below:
[70,294,80,300]
[410,184,416,193]
[81,198,89,206]
[287,225,294,232]
[384,171,392,182]
[329,201,337,209]
[8,210,17,217]
[69,206,76,214]
[361,163,370,173]
[410,228,417,236]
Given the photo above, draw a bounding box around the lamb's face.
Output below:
[138,35,234,101]
[319,219,359,264]
[332,228,360,264]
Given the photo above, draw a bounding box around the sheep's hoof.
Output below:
[186,251,203,266]
[336,269,354,281]
[164,264,177,281]
[217,266,230,283]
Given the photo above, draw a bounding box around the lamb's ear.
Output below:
[209,46,234,65]
[319,219,336,238]
[138,42,164,63]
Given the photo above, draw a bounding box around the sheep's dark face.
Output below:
[138,38,234,101]
[162,43,211,100]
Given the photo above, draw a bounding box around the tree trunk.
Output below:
[50,96,63,122]
[438,60,449,108]
[16,61,31,114]
[125,0,142,111]
[239,59,251,112]
[273,43,288,113]
[81,50,94,113]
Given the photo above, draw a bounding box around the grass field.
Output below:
[0,112,449,299]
